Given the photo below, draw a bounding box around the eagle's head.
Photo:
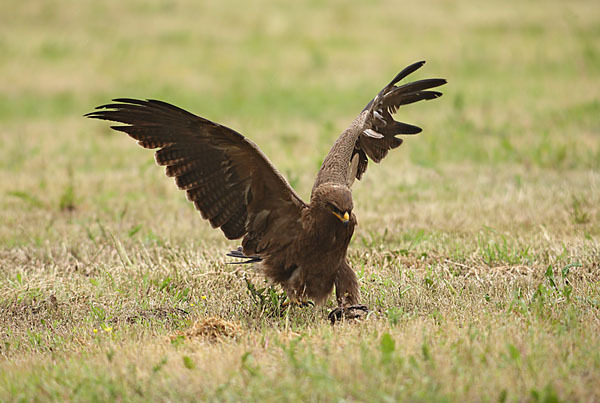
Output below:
[311,183,354,226]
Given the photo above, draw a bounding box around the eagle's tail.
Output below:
[226,246,262,264]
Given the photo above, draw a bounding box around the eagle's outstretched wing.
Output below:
[355,61,446,179]
[86,99,306,256]
[312,61,446,194]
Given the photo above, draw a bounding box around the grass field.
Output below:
[1,0,599,400]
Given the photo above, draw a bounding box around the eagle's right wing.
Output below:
[86,99,307,257]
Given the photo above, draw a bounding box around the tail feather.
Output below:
[226,246,262,264]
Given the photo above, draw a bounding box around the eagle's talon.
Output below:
[328,304,369,324]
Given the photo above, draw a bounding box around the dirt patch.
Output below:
[172,317,241,342]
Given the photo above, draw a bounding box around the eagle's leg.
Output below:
[329,261,369,324]
[334,260,361,306]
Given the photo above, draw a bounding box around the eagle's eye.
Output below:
[328,203,341,214]
[329,203,350,223]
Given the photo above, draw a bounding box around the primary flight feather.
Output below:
[86,61,446,323]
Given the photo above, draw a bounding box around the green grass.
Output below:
[1,0,599,401]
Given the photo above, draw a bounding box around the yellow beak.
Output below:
[333,211,350,224]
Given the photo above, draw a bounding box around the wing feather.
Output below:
[355,61,446,180]
[86,99,307,257]
[313,61,446,191]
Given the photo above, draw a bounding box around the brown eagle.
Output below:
[86,61,445,323]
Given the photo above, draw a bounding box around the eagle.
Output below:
[86,61,446,323]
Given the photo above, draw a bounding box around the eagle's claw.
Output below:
[328,304,369,324]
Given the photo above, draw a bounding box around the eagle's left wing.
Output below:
[353,61,446,180]
[312,61,446,196]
